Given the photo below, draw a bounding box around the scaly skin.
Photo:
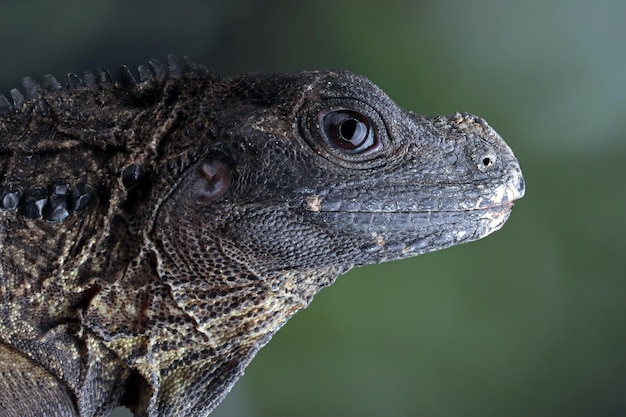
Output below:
[0,56,524,416]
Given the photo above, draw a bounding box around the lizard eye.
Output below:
[300,100,388,168]
[322,110,378,154]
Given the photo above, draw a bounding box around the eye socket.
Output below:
[322,109,378,154]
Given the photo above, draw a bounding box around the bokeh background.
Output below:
[1,1,624,416]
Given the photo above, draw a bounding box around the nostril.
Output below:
[477,153,496,172]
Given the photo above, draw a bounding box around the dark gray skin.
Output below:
[0,57,524,416]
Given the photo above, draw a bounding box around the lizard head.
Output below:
[155,70,525,285]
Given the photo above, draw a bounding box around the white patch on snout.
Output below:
[305,195,321,212]
[474,181,518,209]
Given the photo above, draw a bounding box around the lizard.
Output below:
[0,56,524,417]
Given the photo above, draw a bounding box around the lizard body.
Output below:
[0,56,524,416]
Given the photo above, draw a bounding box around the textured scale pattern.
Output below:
[0,56,524,416]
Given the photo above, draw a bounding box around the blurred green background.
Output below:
[1,1,624,416]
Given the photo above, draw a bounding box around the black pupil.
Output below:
[339,119,361,143]
[324,110,375,153]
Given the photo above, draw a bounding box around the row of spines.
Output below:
[0,55,210,114]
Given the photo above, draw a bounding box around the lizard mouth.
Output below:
[299,179,523,257]
[305,197,515,214]
[303,169,525,216]
[302,199,515,230]
[303,179,522,216]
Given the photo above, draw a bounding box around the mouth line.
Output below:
[304,196,514,214]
